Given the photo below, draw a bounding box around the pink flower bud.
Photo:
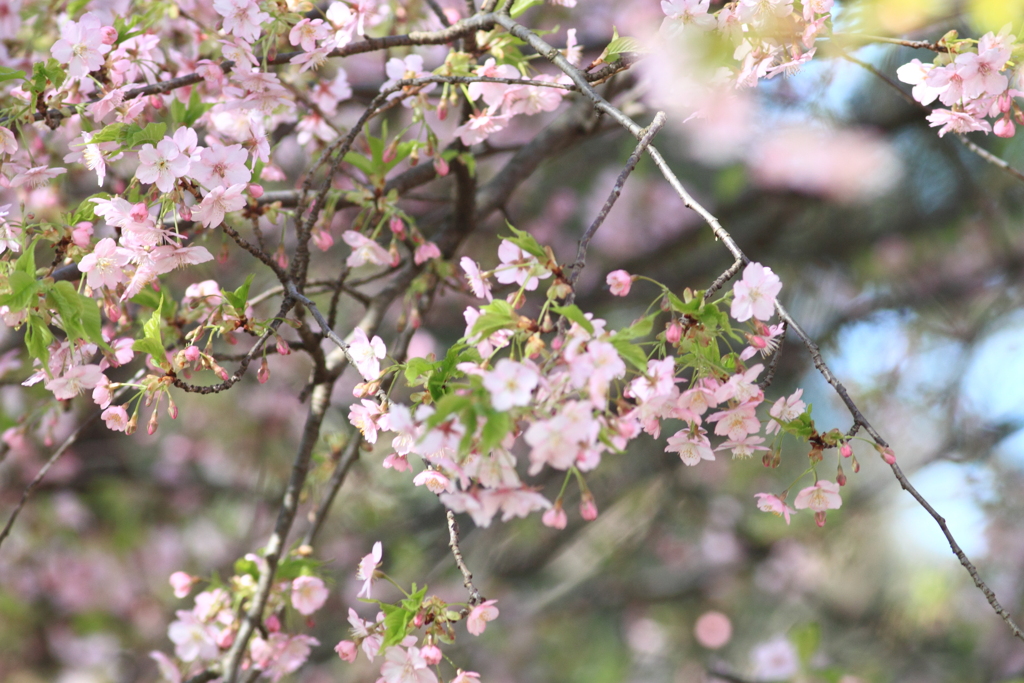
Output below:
[71,221,94,248]
[815,511,827,527]
[606,269,633,296]
[840,442,852,458]
[248,183,264,198]
[149,95,164,109]
[184,345,201,362]
[167,397,178,420]
[666,320,683,344]
[257,358,269,384]
[335,640,357,662]
[994,117,1015,138]
[100,26,118,44]
[179,205,192,221]
[147,411,159,435]
[542,503,568,529]
[836,464,846,487]
[276,337,291,355]
[437,98,448,121]
[216,627,235,649]
[413,611,426,628]
[265,613,281,633]
[169,571,194,598]
[879,446,896,464]
[579,493,598,521]
[389,217,406,238]
[433,155,449,176]
[421,644,443,665]
[851,455,860,473]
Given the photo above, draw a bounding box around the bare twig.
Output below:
[568,111,667,290]
[956,134,1024,183]
[0,370,145,552]
[300,435,362,548]
[830,32,950,52]
[447,510,483,606]
[704,258,745,301]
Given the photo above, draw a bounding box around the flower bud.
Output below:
[216,627,235,649]
[542,501,568,529]
[421,644,442,665]
[248,183,264,198]
[836,464,846,487]
[433,155,449,177]
[666,320,682,344]
[815,511,827,527]
[995,117,1015,138]
[413,611,426,628]
[579,493,598,521]
[276,336,291,355]
[389,217,406,238]
[257,358,270,384]
[851,454,861,473]
[100,26,118,44]
[147,410,159,435]
[840,442,852,458]
[335,640,357,662]
[266,614,281,633]
[149,95,164,109]
[878,446,896,464]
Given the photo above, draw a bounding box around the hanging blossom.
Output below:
[730,261,782,322]
[50,12,113,80]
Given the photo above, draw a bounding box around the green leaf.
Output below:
[400,584,427,613]
[343,151,376,176]
[480,410,511,453]
[89,122,132,145]
[0,270,39,310]
[234,556,260,579]
[221,274,254,316]
[426,393,473,429]
[24,315,53,368]
[70,193,109,225]
[47,281,106,348]
[610,337,648,372]
[276,557,323,582]
[469,299,516,340]
[171,87,213,127]
[13,239,37,275]
[789,622,820,665]
[380,604,414,649]
[510,0,544,17]
[551,304,594,335]
[503,224,547,260]
[599,27,645,64]
[132,304,168,368]
[0,66,25,84]
[129,122,167,148]
[615,313,655,341]
[403,357,436,385]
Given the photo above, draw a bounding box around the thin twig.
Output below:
[830,31,949,52]
[568,111,667,290]
[447,510,483,606]
[704,258,744,301]
[301,435,362,548]
[956,134,1024,183]
[0,369,145,552]
[497,11,1024,644]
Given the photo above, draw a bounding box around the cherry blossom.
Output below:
[460,257,493,301]
[453,111,509,146]
[50,13,111,79]
[730,262,782,322]
[380,644,438,683]
[926,109,992,137]
[765,389,805,434]
[606,269,633,296]
[213,0,270,42]
[290,18,331,52]
[10,165,66,188]
[191,144,251,189]
[347,328,387,381]
[101,405,130,432]
[45,365,105,400]
[343,230,394,268]
[452,671,482,683]
[661,0,716,29]
[466,599,499,635]
[335,639,357,662]
[793,480,842,513]
[194,183,247,228]
[754,492,796,524]
[291,576,329,615]
[382,54,436,104]
[356,541,383,598]
[666,426,715,466]
[79,238,131,290]
[136,139,191,192]
[413,469,453,494]
[250,633,320,682]
[483,358,539,411]
[167,610,218,662]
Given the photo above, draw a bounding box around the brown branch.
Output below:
[830,32,950,53]
[956,134,1024,183]
[300,434,361,548]
[447,510,483,606]
[704,258,744,301]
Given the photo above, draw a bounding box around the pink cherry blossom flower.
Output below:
[483,358,539,411]
[380,644,438,683]
[413,469,453,494]
[348,399,386,443]
[707,403,761,441]
[661,0,716,29]
[149,651,182,683]
[765,388,806,434]
[250,633,319,682]
[460,257,493,301]
[694,611,733,649]
[136,139,190,192]
[896,59,945,106]
[413,241,441,265]
[168,610,218,662]
[343,230,393,268]
[453,111,509,146]
[46,364,104,400]
[291,575,329,615]
[347,327,387,380]
[169,571,196,598]
[290,18,330,52]
[191,144,251,189]
[356,541,382,598]
[50,13,112,79]
[666,426,715,466]
[194,183,247,228]
[335,639,357,662]
[466,599,499,635]
[606,269,633,296]
[716,434,769,459]
[793,480,842,512]
[955,41,1011,100]
[381,54,436,104]
[420,644,442,665]
[926,109,992,137]
[10,165,66,188]
[79,238,131,290]
[213,0,270,42]
[731,262,782,322]
[754,492,796,524]
[452,671,482,683]
[101,405,130,431]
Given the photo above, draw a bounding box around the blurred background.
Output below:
[2,0,1024,681]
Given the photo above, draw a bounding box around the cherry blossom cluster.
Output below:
[896,27,1024,138]
[660,0,836,87]
[152,554,328,682]
[347,234,876,533]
